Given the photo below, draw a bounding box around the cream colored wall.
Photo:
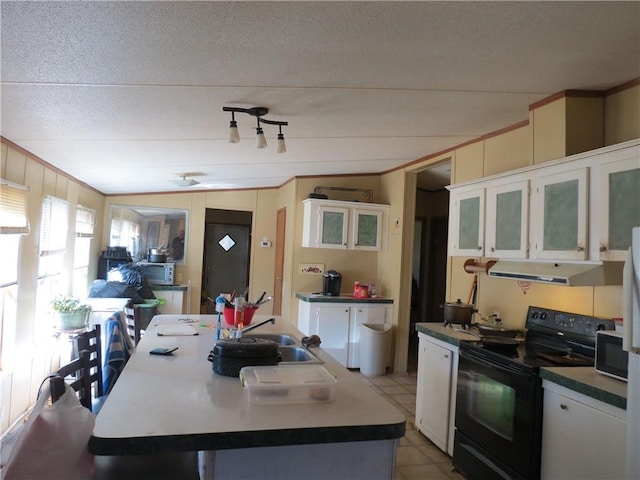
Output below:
[105,188,280,317]
[379,169,413,371]
[285,175,384,329]
[452,142,483,183]
[566,96,604,156]
[484,125,532,176]
[277,180,297,324]
[605,84,640,145]
[532,99,567,164]
[1,140,106,432]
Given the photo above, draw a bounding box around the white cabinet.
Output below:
[152,288,185,314]
[297,299,393,368]
[530,168,589,260]
[447,139,640,264]
[592,155,640,261]
[415,332,458,454]
[448,188,485,256]
[302,199,389,251]
[485,180,529,259]
[541,380,626,480]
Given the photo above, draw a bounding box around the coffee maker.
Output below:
[322,270,342,296]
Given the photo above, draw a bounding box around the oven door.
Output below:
[454,347,542,479]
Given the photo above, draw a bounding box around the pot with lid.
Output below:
[147,248,167,263]
[441,299,477,326]
[208,337,280,377]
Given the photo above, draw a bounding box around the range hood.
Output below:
[488,260,624,286]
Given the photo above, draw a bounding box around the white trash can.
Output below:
[359,323,392,377]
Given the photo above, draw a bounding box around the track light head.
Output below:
[223,106,288,152]
[276,126,286,153]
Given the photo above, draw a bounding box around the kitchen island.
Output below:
[89,314,406,479]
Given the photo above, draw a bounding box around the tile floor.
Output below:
[357,339,465,480]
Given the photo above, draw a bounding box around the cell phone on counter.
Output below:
[149,346,179,355]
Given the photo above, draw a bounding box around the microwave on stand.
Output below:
[137,262,176,286]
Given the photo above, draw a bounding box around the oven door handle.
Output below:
[460,350,533,379]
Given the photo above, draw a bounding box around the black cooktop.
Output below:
[460,306,616,374]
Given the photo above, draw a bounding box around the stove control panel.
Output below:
[526,306,615,338]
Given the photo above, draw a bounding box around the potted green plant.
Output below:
[50,295,92,330]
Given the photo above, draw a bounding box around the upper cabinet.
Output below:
[485,180,529,259]
[592,155,640,261]
[530,168,588,260]
[448,188,485,256]
[447,139,640,263]
[302,199,389,251]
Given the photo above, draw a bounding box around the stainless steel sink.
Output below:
[242,333,322,364]
[278,346,322,364]
[243,333,298,346]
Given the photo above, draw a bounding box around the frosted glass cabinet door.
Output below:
[596,157,640,261]
[449,188,485,256]
[485,181,529,259]
[352,209,382,250]
[318,205,349,249]
[531,168,588,260]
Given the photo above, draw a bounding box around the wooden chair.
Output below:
[50,350,92,409]
[124,303,142,345]
[48,359,199,480]
[72,325,105,411]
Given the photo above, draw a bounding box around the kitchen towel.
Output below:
[102,315,133,394]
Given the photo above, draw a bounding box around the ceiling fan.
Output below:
[171,173,202,187]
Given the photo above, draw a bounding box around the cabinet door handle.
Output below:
[477,246,482,250]
[576,246,584,252]
[560,404,568,410]
[599,245,607,252]
[490,247,495,252]
[444,354,449,359]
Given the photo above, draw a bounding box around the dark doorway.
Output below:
[424,216,448,323]
[202,209,252,312]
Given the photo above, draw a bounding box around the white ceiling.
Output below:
[1,1,639,195]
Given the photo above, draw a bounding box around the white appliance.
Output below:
[623,227,640,479]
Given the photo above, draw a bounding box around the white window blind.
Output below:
[0,180,30,235]
[76,205,95,237]
[39,195,70,257]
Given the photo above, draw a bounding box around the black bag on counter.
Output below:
[108,263,156,299]
[88,280,147,304]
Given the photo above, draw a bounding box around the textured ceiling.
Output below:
[1,1,639,194]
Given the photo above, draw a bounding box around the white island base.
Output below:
[199,439,398,479]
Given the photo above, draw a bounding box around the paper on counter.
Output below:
[156,324,199,336]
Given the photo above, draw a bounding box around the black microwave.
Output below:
[137,262,175,286]
[595,330,628,382]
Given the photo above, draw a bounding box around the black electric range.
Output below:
[453,306,616,480]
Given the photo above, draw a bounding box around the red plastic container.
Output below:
[223,306,258,327]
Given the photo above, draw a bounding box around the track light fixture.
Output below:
[223,106,288,153]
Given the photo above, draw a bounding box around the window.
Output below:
[35,195,70,339]
[72,206,95,298]
[0,180,29,370]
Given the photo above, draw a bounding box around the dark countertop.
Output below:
[295,292,394,304]
[540,367,627,410]
[415,322,480,346]
[150,284,187,291]
[415,322,626,410]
